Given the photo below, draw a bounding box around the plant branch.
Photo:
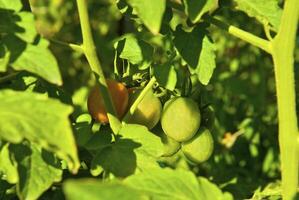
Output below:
[76,0,121,133]
[271,0,299,199]
[204,16,272,54]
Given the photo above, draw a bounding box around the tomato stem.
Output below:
[76,0,121,134]
[48,39,84,53]
[123,77,157,123]
[271,0,299,198]
[204,15,272,54]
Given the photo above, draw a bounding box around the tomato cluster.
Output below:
[87,79,215,164]
[160,97,214,163]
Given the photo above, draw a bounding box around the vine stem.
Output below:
[76,0,121,133]
[204,16,272,54]
[271,0,299,199]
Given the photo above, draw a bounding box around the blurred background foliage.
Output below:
[28,0,298,199]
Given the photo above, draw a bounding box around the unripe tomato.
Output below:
[127,89,162,130]
[182,127,214,164]
[87,79,128,123]
[161,97,201,142]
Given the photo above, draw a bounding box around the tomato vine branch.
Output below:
[204,16,272,54]
[76,0,121,133]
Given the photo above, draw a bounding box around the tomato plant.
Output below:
[0,0,298,199]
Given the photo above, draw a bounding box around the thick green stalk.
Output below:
[76,0,121,133]
[271,0,299,199]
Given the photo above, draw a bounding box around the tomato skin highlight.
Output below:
[127,89,162,130]
[182,127,214,164]
[161,97,201,142]
[87,79,129,123]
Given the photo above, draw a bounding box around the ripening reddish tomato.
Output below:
[87,79,129,123]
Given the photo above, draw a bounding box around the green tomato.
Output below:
[182,127,214,164]
[161,97,201,142]
[127,89,162,130]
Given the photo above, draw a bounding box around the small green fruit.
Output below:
[161,97,201,142]
[182,127,214,164]
[127,89,162,130]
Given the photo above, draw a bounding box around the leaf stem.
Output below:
[0,72,20,84]
[204,16,272,54]
[123,77,156,123]
[76,0,121,133]
[271,0,299,199]
[49,39,83,53]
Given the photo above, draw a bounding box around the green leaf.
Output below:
[125,168,204,199]
[116,35,154,69]
[91,124,163,177]
[126,0,166,34]
[118,124,164,157]
[10,144,62,200]
[125,169,233,200]
[173,25,216,85]
[84,131,112,150]
[0,90,80,173]
[14,12,38,43]
[0,10,37,43]
[197,177,234,200]
[0,0,22,12]
[91,139,140,177]
[183,0,218,23]
[251,181,282,199]
[3,35,62,85]
[233,0,282,31]
[63,179,149,200]
[154,63,177,91]
[63,169,231,200]
[0,143,18,184]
